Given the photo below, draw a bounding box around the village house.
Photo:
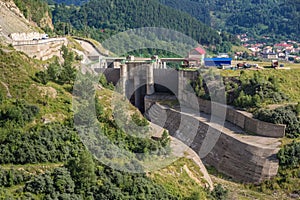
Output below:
[262,53,278,60]
[274,42,293,50]
[263,46,273,54]
[187,47,206,67]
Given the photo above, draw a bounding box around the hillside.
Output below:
[159,0,300,41]
[1,0,300,199]
[0,0,38,42]
[13,0,54,31]
[0,41,220,199]
[50,0,238,53]
[47,0,87,5]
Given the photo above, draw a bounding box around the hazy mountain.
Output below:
[159,0,300,41]
[46,0,87,5]
[51,0,238,52]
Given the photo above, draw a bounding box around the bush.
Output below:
[0,168,31,187]
[210,184,228,200]
[99,73,114,90]
[35,46,77,85]
[0,99,39,127]
[0,123,82,164]
[278,142,300,169]
[254,106,300,138]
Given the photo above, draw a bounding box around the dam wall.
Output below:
[148,104,280,183]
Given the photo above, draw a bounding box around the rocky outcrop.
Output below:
[38,11,54,31]
[0,0,37,42]
[146,103,281,183]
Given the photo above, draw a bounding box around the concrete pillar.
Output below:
[134,75,141,109]
[120,64,128,96]
[99,57,104,68]
[163,62,167,69]
[147,63,155,95]
[127,55,135,61]
[178,70,184,100]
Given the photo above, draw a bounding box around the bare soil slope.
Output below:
[0,0,37,42]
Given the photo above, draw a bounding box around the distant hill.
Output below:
[159,0,300,41]
[51,0,238,53]
[47,0,87,5]
[159,0,211,25]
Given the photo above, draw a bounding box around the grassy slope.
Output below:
[0,44,211,198]
[221,68,300,102]
[0,48,73,122]
[149,158,210,199]
[219,67,300,198]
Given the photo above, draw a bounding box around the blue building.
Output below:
[204,58,232,68]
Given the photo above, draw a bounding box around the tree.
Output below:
[66,150,96,194]
[53,168,75,194]
[47,59,61,82]
[296,102,300,116]
[211,184,228,200]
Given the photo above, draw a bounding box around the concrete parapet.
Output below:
[13,38,67,61]
[180,92,285,138]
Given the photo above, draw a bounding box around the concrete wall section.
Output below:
[13,38,67,61]
[180,92,286,138]
[156,105,280,183]
[153,69,178,94]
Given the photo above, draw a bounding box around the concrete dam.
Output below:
[97,56,283,183]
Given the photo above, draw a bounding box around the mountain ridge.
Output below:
[159,0,300,41]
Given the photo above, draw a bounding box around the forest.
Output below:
[14,0,48,21]
[49,0,238,53]
[48,0,300,41]
[160,0,300,41]
[47,0,86,5]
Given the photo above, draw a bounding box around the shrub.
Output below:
[278,142,300,169]
[0,99,39,127]
[254,106,300,138]
[210,184,228,200]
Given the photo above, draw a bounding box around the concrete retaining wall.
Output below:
[176,70,286,138]
[154,104,280,183]
[13,38,67,61]
[181,95,286,138]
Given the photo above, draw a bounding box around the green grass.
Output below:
[67,36,85,51]
[0,49,75,125]
[157,99,179,108]
[207,166,291,200]
[232,45,251,54]
[0,163,63,173]
[149,157,209,199]
[221,68,300,102]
